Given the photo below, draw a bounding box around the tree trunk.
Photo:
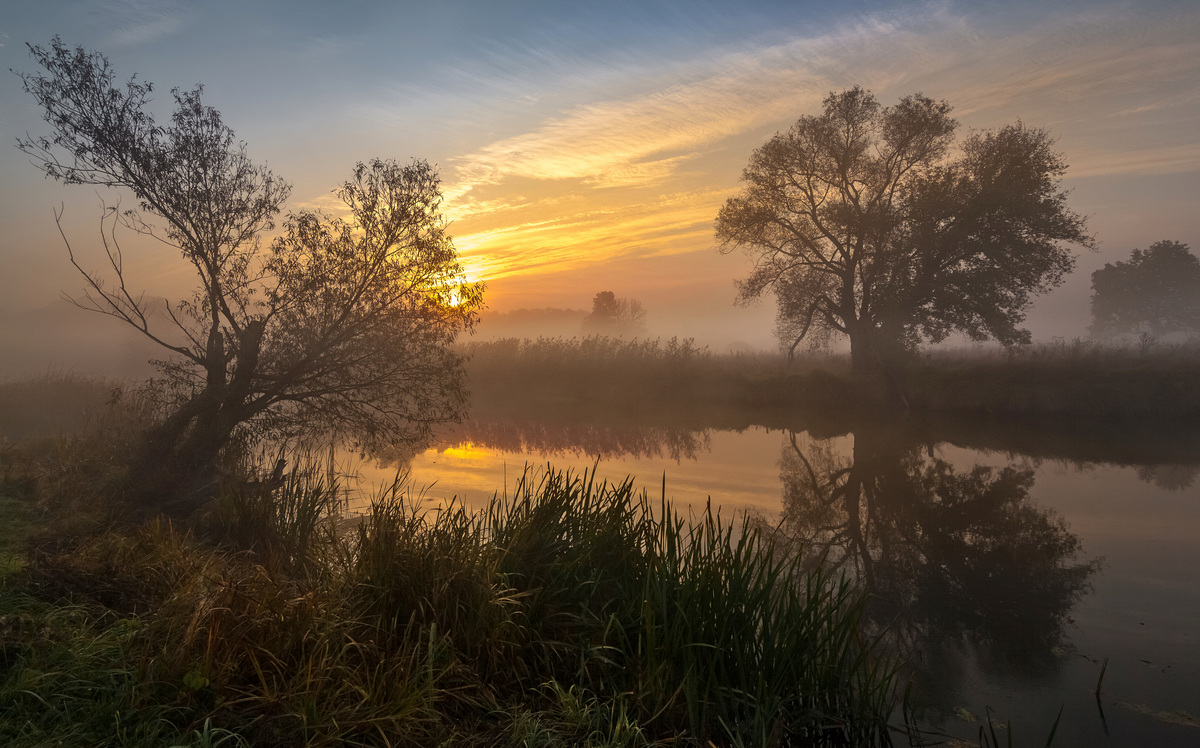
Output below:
[845,430,876,589]
[848,324,877,375]
[124,320,268,518]
[126,405,243,518]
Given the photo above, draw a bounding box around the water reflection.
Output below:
[774,428,1101,714]
[368,411,1199,742]
[374,417,712,466]
[449,417,711,461]
[1135,463,1199,490]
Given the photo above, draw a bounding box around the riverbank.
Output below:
[0,419,896,746]
[465,337,1200,426]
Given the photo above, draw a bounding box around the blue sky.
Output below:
[2,0,1198,371]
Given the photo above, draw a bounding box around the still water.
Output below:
[354,415,1200,746]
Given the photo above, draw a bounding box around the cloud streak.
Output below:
[436,3,1199,298]
[453,187,727,283]
[92,0,186,46]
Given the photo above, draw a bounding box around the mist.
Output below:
[3,2,1200,746]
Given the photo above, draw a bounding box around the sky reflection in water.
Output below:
[350,416,1200,746]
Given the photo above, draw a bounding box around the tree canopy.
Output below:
[715,87,1093,372]
[581,291,647,336]
[1090,240,1200,339]
[17,39,482,511]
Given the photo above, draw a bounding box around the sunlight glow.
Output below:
[440,443,495,461]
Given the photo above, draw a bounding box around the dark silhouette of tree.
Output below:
[17,39,482,511]
[1090,240,1200,339]
[776,428,1097,694]
[581,291,647,336]
[716,87,1094,372]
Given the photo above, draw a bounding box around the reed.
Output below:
[464,335,721,407]
[1,447,898,746]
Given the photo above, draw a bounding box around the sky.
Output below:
[1,0,1198,375]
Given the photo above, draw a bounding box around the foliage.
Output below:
[1,443,897,747]
[1090,240,1200,338]
[715,87,1093,372]
[582,291,647,336]
[16,39,481,512]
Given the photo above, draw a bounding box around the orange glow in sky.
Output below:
[1,1,1198,375]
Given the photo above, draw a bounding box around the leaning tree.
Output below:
[716,87,1093,372]
[17,39,482,511]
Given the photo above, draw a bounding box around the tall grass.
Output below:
[0,369,122,441]
[461,335,1200,423]
[2,447,897,746]
[464,336,719,407]
[895,338,1200,420]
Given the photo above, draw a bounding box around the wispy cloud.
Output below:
[444,39,839,193]
[583,153,700,189]
[446,3,1199,196]
[354,3,1200,298]
[91,0,186,46]
[453,187,727,282]
[1067,143,1200,179]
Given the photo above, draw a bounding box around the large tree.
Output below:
[716,87,1093,372]
[17,39,482,510]
[1090,240,1200,339]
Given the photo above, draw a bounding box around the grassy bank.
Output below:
[0,432,896,746]
[464,337,1200,424]
[0,370,123,441]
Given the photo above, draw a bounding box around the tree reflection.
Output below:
[373,417,711,465]
[1135,463,1199,490]
[777,428,1099,704]
[451,417,710,461]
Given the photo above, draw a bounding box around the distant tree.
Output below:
[17,39,482,511]
[1090,240,1200,339]
[716,87,1094,372]
[582,291,647,336]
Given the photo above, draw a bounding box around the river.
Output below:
[349,412,1200,746]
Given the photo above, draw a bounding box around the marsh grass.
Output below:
[462,336,1200,423]
[0,369,121,442]
[464,336,721,407]
[895,339,1200,420]
[1,439,897,746]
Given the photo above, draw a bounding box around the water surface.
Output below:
[357,414,1200,746]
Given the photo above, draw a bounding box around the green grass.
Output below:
[0,441,898,747]
[0,488,34,575]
